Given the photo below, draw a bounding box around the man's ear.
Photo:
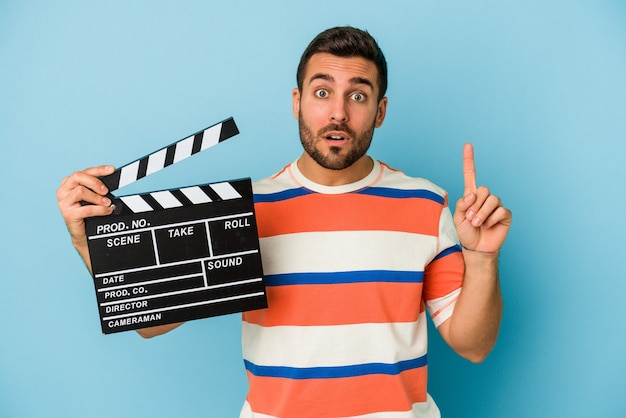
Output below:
[292,88,301,120]
[375,97,388,128]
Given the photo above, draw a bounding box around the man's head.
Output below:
[296,27,388,103]
[293,27,389,184]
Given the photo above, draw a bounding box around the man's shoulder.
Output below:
[376,160,448,198]
[252,163,295,195]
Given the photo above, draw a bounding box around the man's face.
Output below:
[293,53,387,172]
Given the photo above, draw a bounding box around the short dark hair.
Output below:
[296,26,388,102]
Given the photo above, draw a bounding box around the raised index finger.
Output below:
[463,142,477,194]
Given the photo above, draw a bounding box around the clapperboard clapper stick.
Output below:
[84,117,267,334]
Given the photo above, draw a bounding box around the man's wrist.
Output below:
[461,244,499,256]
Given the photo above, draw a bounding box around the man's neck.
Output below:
[296,153,374,186]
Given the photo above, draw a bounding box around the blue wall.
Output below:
[1,1,625,417]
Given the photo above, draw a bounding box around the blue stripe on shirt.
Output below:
[244,355,427,380]
[254,188,312,203]
[356,187,445,204]
[254,187,444,204]
[433,244,462,261]
[265,270,424,287]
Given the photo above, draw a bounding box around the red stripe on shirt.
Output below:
[255,193,442,238]
[243,282,425,327]
[245,366,428,418]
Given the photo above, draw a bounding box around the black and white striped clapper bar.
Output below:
[84,117,267,334]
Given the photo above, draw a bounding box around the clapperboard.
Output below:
[84,117,266,334]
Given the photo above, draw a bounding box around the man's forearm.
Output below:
[443,249,503,363]
[72,237,93,274]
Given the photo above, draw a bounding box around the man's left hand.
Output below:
[453,143,512,254]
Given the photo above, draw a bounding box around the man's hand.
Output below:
[56,165,116,264]
[454,143,512,254]
[439,143,509,362]
[57,165,185,337]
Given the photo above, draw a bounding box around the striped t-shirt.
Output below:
[240,159,464,418]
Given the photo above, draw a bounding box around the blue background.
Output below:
[1,1,625,417]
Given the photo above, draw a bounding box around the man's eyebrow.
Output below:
[350,77,374,90]
[308,73,334,84]
[308,74,374,90]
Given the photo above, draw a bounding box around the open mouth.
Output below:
[324,131,349,142]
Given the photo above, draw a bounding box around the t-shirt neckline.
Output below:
[288,157,382,194]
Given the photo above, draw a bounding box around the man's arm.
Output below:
[437,143,511,363]
[437,251,502,363]
[56,165,184,338]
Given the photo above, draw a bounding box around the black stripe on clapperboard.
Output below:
[136,193,161,211]
[100,117,239,193]
[117,181,247,213]
[170,189,194,206]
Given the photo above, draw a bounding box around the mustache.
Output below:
[318,124,355,138]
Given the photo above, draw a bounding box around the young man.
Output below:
[57,27,511,417]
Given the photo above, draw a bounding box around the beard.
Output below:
[298,109,376,171]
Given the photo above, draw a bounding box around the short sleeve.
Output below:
[423,205,464,327]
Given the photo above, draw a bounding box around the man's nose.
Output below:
[329,97,348,123]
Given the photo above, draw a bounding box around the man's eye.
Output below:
[315,89,329,98]
[351,93,366,102]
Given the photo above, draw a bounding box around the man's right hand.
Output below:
[56,165,185,338]
[56,165,116,270]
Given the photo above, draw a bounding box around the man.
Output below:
[57,27,511,417]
